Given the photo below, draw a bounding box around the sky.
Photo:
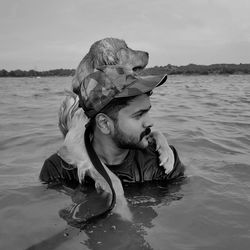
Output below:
[1,0,250,70]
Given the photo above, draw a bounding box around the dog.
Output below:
[72,37,149,93]
[59,37,151,186]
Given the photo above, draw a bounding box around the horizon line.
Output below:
[1,62,250,72]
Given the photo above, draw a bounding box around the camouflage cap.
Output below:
[78,65,167,118]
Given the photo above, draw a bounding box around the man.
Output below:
[40,65,185,188]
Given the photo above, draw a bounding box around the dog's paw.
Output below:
[77,163,89,184]
[158,145,175,174]
[151,131,175,174]
[94,177,112,194]
[86,167,112,194]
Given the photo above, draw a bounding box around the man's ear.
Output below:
[95,113,113,134]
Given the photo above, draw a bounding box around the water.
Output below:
[0,75,250,250]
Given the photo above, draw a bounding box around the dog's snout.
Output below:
[139,50,149,67]
[137,50,148,57]
[144,51,149,62]
[140,50,149,61]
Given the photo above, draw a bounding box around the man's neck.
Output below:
[92,130,129,166]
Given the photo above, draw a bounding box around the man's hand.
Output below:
[150,131,175,174]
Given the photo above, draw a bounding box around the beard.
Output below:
[112,122,151,149]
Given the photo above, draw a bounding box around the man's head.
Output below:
[92,92,153,149]
[78,65,167,149]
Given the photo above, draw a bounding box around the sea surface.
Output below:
[0,75,250,250]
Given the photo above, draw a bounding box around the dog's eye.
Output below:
[133,66,143,72]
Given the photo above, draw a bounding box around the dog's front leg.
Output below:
[103,167,133,221]
[150,131,175,174]
[86,167,112,194]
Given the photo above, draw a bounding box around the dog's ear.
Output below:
[95,49,118,66]
[58,91,80,137]
[93,39,120,66]
[72,53,95,93]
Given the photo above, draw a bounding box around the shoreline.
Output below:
[1,63,250,77]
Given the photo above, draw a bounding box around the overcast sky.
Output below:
[1,0,250,70]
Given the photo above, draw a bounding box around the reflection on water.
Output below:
[0,75,250,249]
[26,180,185,250]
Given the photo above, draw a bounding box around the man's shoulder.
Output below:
[40,153,78,186]
[41,153,72,172]
[43,153,61,165]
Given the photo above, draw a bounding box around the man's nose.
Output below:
[143,113,154,128]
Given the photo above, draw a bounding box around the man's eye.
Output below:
[135,113,143,119]
[133,110,149,119]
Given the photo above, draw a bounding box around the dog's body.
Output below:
[57,38,174,220]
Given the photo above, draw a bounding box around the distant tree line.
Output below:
[1,64,250,77]
[140,63,250,76]
[0,68,75,77]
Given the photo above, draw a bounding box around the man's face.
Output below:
[111,94,153,149]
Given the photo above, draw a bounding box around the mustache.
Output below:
[139,127,151,141]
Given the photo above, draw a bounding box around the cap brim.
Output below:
[115,74,168,98]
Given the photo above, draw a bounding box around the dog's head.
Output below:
[72,38,149,93]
